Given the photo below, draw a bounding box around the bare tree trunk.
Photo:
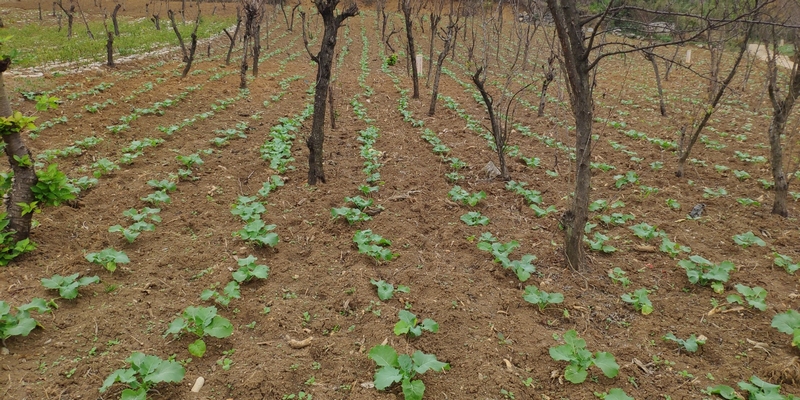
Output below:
[106,31,115,67]
[537,55,555,117]
[766,40,800,217]
[472,68,509,180]
[328,83,336,129]
[240,1,257,90]
[112,3,121,36]
[181,11,201,78]
[0,59,38,243]
[547,0,592,271]
[224,9,242,65]
[676,26,752,177]
[152,13,160,30]
[402,0,419,98]
[428,24,454,116]
[288,0,300,31]
[663,45,679,81]
[57,2,75,38]
[253,22,261,76]
[39,2,43,20]
[75,0,94,39]
[644,48,666,116]
[168,9,189,62]
[301,1,359,185]
[426,11,441,86]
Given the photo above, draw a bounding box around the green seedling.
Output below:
[726,284,767,311]
[585,232,616,253]
[613,171,639,188]
[108,208,161,243]
[460,211,489,226]
[164,305,233,357]
[258,175,285,197]
[703,187,728,199]
[663,333,706,353]
[99,352,185,399]
[659,236,691,259]
[589,199,608,212]
[774,253,799,274]
[738,376,798,400]
[232,255,269,283]
[85,248,130,272]
[71,176,98,190]
[666,198,681,210]
[506,181,543,205]
[678,255,735,293]
[41,273,99,300]
[448,185,486,207]
[597,213,634,226]
[732,231,766,248]
[147,179,177,192]
[477,237,537,281]
[733,170,751,181]
[0,214,37,265]
[591,162,617,172]
[736,198,761,207]
[530,204,558,217]
[549,329,619,384]
[771,310,800,347]
[371,279,409,301]
[32,164,77,206]
[234,220,279,247]
[1,298,50,344]
[608,268,630,287]
[354,230,397,261]
[621,288,654,315]
[231,196,266,223]
[176,153,204,169]
[629,223,661,241]
[91,158,120,178]
[594,388,634,400]
[393,310,438,338]
[331,207,372,224]
[141,190,171,206]
[368,344,449,400]
[200,281,241,307]
[523,285,564,311]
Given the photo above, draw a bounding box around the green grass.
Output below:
[6,15,235,68]
[778,43,796,57]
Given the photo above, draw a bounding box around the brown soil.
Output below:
[1,2,799,400]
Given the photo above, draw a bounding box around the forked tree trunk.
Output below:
[152,13,160,30]
[676,26,751,177]
[664,45,679,81]
[538,55,555,117]
[402,0,420,99]
[168,10,189,62]
[112,3,121,36]
[58,3,75,38]
[644,48,666,116]
[75,0,94,39]
[303,1,359,185]
[472,68,509,180]
[224,10,242,65]
[426,12,441,86]
[181,11,201,78]
[429,25,454,116]
[240,1,258,89]
[0,59,38,242]
[547,0,593,271]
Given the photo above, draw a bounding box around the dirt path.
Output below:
[748,43,795,69]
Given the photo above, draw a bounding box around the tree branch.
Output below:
[300,11,319,63]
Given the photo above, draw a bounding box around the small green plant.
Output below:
[733,170,751,181]
[663,333,706,353]
[659,236,691,258]
[85,248,130,272]
[385,53,398,66]
[91,158,119,178]
[258,175,285,197]
[774,253,800,274]
[613,171,639,188]
[594,388,634,400]
[726,284,767,311]
[738,376,797,400]
[771,310,800,347]
[368,344,449,400]
[108,208,161,243]
[732,231,766,248]
[232,255,269,283]
[448,185,486,206]
[32,164,77,206]
[589,199,608,212]
[530,204,558,217]
[1,298,50,343]
[549,329,619,384]
[200,281,241,307]
[234,220,279,247]
[585,232,616,253]
[703,187,728,199]
[353,230,397,261]
[523,285,564,311]
[597,213,635,226]
[41,273,99,300]
[736,198,761,207]
[629,223,661,241]
[164,306,234,357]
[477,236,537,281]
[141,190,171,206]
[393,310,439,338]
[678,255,735,293]
[666,198,681,210]
[460,211,490,226]
[331,207,372,224]
[99,352,186,399]
[621,288,654,315]
[371,279,409,301]
[608,267,630,287]
[147,179,177,192]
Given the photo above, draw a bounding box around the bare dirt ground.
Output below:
[747,43,795,69]
[1,2,800,400]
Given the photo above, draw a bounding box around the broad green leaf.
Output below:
[368,345,398,368]
[371,279,394,301]
[706,384,741,400]
[205,316,233,338]
[164,318,187,336]
[373,366,402,390]
[100,368,137,393]
[420,319,439,333]
[564,363,588,383]
[120,388,147,400]
[771,310,800,334]
[397,354,414,374]
[401,378,426,400]
[549,344,574,362]
[5,317,37,337]
[604,388,635,400]
[412,350,449,373]
[188,339,207,357]
[593,351,619,378]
